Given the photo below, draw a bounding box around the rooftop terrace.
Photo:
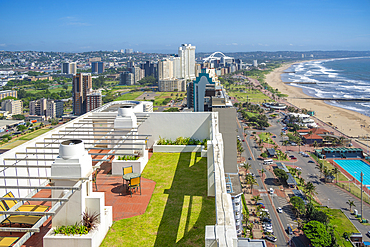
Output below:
[101,152,215,246]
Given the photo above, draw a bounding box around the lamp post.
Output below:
[361,172,363,223]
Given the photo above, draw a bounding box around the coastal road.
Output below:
[237,119,305,247]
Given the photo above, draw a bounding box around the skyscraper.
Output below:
[91,62,105,74]
[72,73,92,115]
[62,62,77,75]
[178,44,196,80]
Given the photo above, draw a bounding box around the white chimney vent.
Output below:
[59,139,85,159]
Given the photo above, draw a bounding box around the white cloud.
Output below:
[232,43,238,46]
[0,44,6,47]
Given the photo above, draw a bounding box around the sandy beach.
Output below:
[266,62,370,138]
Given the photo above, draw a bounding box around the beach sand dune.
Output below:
[266,62,370,138]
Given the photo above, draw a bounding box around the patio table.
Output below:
[122,173,140,191]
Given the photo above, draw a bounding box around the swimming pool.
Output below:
[334,160,370,186]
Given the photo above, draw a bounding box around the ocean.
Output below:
[281,57,370,116]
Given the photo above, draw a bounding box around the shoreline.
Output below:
[266,61,370,137]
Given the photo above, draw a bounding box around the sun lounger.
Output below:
[0,236,19,246]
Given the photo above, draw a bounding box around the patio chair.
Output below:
[128,176,141,197]
[123,166,133,175]
[3,192,49,212]
[0,236,19,246]
[122,166,133,191]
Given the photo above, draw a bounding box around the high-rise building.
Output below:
[73,73,92,115]
[0,90,17,100]
[143,61,158,78]
[158,79,186,92]
[62,62,77,75]
[29,98,47,116]
[1,99,23,115]
[131,66,144,83]
[188,70,231,112]
[86,91,102,112]
[91,62,104,74]
[158,58,173,80]
[55,100,64,118]
[253,60,258,67]
[125,49,133,54]
[120,72,135,85]
[46,100,56,119]
[178,44,196,80]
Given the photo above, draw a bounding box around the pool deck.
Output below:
[329,158,370,196]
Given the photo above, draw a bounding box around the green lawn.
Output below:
[114,91,143,101]
[316,207,358,247]
[0,128,52,149]
[18,129,51,140]
[228,89,271,104]
[27,85,72,94]
[101,152,215,247]
[258,132,274,144]
[153,92,186,106]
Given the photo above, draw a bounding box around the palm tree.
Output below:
[299,177,305,186]
[332,167,339,183]
[252,195,262,205]
[297,171,302,178]
[317,162,324,178]
[304,182,316,201]
[249,177,257,194]
[243,163,251,173]
[313,141,318,149]
[346,200,356,213]
[261,169,266,179]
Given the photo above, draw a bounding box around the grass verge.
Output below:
[317,207,358,247]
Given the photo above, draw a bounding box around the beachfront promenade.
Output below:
[232,72,370,245]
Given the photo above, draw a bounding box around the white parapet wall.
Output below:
[43,192,113,247]
[153,143,203,153]
[138,112,212,148]
[111,149,149,175]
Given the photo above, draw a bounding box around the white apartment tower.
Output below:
[62,62,77,75]
[178,44,196,80]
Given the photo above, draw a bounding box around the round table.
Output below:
[122,173,140,192]
[122,173,140,181]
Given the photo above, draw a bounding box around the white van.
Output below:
[269,188,274,194]
[263,159,273,165]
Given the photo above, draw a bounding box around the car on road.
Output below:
[308,160,315,163]
[264,235,277,242]
[295,167,302,170]
[277,207,283,213]
[291,157,297,160]
[248,157,252,160]
[262,217,271,223]
[264,228,274,234]
[287,226,293,235]
[272,136,276,138]
[269,188,274,194]
[291,142,297,146]
[242,139,245,142]
[367,231,370,237]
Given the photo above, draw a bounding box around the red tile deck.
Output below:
[94,170,156,221]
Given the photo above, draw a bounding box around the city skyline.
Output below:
[0,0,369,53]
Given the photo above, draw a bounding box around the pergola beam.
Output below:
[0,211,55,216]
[0,197,68,202]
[0,227,40,233]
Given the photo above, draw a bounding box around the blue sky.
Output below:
[0,0,369,53]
